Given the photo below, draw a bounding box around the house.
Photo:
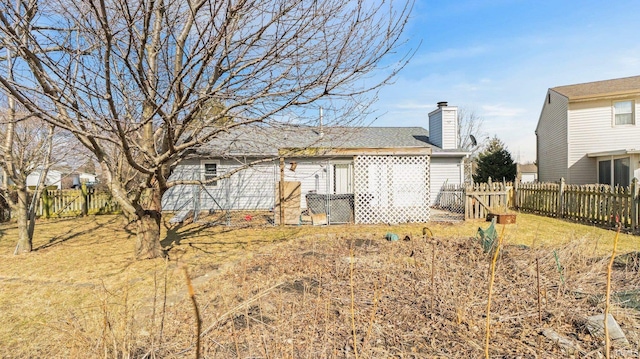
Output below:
[536,75,640,186]
[517,163,537,183]
[26,169,64,189]
[26,167,97,189]
[162,102,469,224]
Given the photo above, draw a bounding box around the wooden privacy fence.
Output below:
[434,180,514,220]
[38,188,121,218]
[516,178,639,230]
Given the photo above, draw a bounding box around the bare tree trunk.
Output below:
[135,209,163,259]
[14,187,31,253]
[134,184,164,259]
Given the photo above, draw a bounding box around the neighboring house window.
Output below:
[614,157,630,187]
[598,157,630,187]
[202,161,218,186]
[598,160,611,185]
[614,100,634,125]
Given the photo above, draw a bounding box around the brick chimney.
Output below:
[428,101,459,150]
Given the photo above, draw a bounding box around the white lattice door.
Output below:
[354,155,430,224]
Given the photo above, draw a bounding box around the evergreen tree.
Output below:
[473,136,517,183]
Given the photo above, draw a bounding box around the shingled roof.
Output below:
[551,75,640,100]
[195,125,463,157]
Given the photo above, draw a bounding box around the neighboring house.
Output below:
[26,169,64,189]
[26,167,97,189]
[162,102,469,224]
[517,163,538,183]
[536,75,640,186]
[62,172,98,189]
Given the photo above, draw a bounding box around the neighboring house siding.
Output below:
[520,173,537,183]
[429,157,463,205]
[26,170,63,189]
[567,97,640,184]
[537,90,568,182]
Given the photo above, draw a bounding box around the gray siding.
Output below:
[567,97,640,184]
[163,157,355,211]
[162,160,201,211]
[536,90,569,182]
[162,159,277,211]
[429,156,464,205]
[428,111,443,148]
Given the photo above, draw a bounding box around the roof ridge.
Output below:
[552,75,640,90]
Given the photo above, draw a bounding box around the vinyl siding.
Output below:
[428,111,443,148]
[441,108,459,149]
[429,157,463,205]
[162,158,355,211]
[162,159,277,211]
[536,90,568,182]
[162,160,201,211]
[283,159,331,209]
[567,97,640,184]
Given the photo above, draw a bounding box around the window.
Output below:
[598,160,611,185]
[598,157,630,187]
[614,157,630,187]
[614,100,634,125]
[202,161,218,186]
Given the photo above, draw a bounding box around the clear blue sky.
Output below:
[370,0,640,162]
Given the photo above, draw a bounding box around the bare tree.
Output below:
[457,108,487,184]
[0,8,59,254]
[0,0,413,259]
[0,109,57,253]
[458,108,486,155]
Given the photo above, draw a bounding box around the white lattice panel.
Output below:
[354,155,430,224]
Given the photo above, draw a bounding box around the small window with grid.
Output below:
[202,162,217,186]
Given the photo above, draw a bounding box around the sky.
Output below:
[369,0,640,163]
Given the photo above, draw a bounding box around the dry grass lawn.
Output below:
[0,212,638,357]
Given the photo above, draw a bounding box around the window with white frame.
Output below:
[202,161,218,186]
[614,100,634,125]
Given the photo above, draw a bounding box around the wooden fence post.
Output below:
[279,157,284,226]
[557,178,565,219]
[631,178,638,230]
[42,189,51,219]
[81,183,88,216]
[513,178,520,209]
